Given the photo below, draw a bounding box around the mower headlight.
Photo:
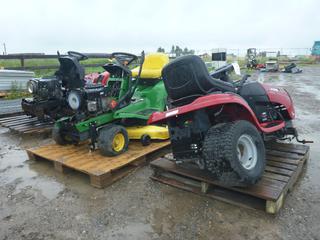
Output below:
[68,91,82,110]
[27,80,37,94]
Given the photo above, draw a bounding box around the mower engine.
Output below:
[27,78,63,101]
[22,77,66,120]
[67,85,113,116]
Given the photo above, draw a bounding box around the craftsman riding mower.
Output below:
[148,55,311,186]
[53,52,170,156]
[21,51,110,120]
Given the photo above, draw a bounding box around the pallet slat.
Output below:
[151,142,309,214]
[0,114,53,134]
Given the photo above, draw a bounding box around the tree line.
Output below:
[157,45,195,56]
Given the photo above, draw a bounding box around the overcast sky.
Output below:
[1,0,319,54]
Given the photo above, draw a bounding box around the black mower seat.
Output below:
[162,55,235,101]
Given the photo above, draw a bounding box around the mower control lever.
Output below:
[235,74,250,91]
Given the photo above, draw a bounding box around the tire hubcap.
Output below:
[237,134,258,170]
[112,133,125,152]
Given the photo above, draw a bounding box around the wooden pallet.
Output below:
[0,111,24,119]
[151,142,309,214]
[27,141,171,188]
[0,114,53,134]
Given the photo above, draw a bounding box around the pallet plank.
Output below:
[263,172,290,183]
[265,166,293,177]
[0,114,30,123]
[266,155,300,165]
[267,160,297,171]
[266,142,309,153]
[266,149,301,160]
[2,118,39,127]
[0,114,53,134]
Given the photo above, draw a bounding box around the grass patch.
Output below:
[4,81,31,100]
[0,58,110,77]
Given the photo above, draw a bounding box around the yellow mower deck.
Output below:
[126,125,169,140]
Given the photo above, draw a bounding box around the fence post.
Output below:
[20,57,25,69]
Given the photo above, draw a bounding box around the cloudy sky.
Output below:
[1,0,319,54]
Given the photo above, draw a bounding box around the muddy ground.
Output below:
[0,66,319,240]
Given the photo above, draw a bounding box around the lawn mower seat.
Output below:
[131,53,169,79]
[162,55,235,102]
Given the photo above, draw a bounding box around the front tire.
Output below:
[52,125,70,145]
[202,120,266,186]
[98,125,129,156]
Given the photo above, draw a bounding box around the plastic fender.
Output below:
[148,93,285,133]
[262,84,295,119]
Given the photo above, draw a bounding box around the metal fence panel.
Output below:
[0,70,35,91]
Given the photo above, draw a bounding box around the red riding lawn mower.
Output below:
[148,55,311,186]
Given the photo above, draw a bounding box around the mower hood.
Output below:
[56,56,85,89]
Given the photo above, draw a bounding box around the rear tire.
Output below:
[202,120,265,186]
[52,125,70,145]
[98,125,129,156]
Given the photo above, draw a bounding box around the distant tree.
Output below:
[175,45,183,57]
[157,47,165,53]
[171,45,175,54]
[167,45,195,57]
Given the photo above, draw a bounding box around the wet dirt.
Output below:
[1,66,320,240]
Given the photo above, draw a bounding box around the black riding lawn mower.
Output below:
[22,51,110,120]
[148,55,311,186]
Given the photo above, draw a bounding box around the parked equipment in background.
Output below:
[211,49,227,69]
[260,60,279,72]
[53,52,170,156]
[148,55,311,186]
[246,48,258,69]
[21,51,110,120]
[282,63,302,74]
[311,41,320,58]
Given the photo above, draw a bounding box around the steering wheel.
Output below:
[111,52,138,66]
[68,51,88,61]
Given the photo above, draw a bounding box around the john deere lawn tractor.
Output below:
[53,51,170,156]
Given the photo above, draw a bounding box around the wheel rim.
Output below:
[112,133,125,152]
[237,134,258,170]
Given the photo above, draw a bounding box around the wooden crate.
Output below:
[0,114,53,134]
[150,142,310,214]
[27,141,171,188]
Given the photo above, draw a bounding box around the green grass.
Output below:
[0,58,109,77]
[0,58,110,99]
[4,81,31,100]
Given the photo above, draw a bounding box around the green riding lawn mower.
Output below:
[53,51,170,156]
